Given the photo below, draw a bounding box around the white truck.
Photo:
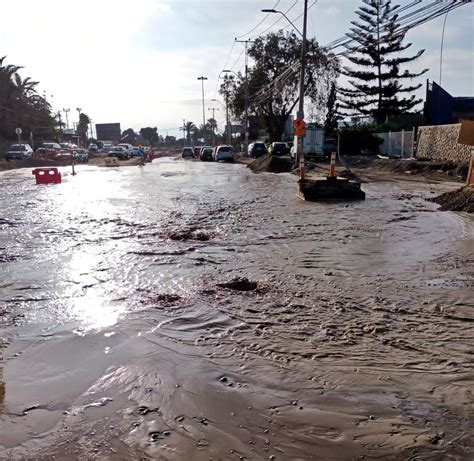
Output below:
[290,126,325,160]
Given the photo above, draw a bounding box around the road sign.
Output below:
[15,127,22,135]
[293,118,306,137]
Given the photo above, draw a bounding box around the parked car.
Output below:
[42,142,62,150]
[56,151,75,162]
[182,147,195,158]
[74,149,89,162]
[6,143,34,160]
[102,143,113,152]
[214,145,234,162]
[194,146,203,157]
[248,142,267,158]
[117,143,133,156]
[89,143,98,152]
[199,146,214,161]
[109,146,129,160]
[268,142,288,156]
[131,147,144,157]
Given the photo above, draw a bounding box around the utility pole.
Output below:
[208,107,219,146]
[235,39,255,155]
[197,76,207,143]
[63,108,70,130]
[296,0,308,179]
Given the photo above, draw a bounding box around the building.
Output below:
[95,123,121,142]
[424,80,474,125]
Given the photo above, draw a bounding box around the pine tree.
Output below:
[339,0,428,125]
[324,82,339,134]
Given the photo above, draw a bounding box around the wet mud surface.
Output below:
[0,159,473,460]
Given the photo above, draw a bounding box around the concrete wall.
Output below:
[416,123,472,163]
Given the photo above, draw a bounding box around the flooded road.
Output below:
[1,159,473,460]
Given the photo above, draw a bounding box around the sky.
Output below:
[1,0,473,136]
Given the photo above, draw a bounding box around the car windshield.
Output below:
[219,146,231,153]
[203,149,212,154]
[10,145,26,150]
[274,143,285,148]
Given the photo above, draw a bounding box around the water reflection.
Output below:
[69,295,125,333]
[0,340,5,410]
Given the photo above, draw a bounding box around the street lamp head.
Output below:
[262,9,277,13]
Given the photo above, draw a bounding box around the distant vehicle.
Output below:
[268,142,288,156]
[248,142,267,158]
[59,142,79,150]
[89,143,98,152]
[182,147,194,158]
[290,126,325,160]
[199,146,214,161]
[193,146,203,157]
[74,149,89,162]
[6,143,33,160]
[214,145,234,162]
[117,143,133,156]
[131,147,144,157]
[56,151,75,162]
[42,142,62,150]
[109,146,129,160]
[102,143,113,152]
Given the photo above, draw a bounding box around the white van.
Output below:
[117,143,134,156]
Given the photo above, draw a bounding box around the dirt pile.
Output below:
[0,158,59,171]
[340,156,469,181]
[430,186,474,213]
[247,153,293,174]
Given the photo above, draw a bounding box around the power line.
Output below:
[248,0,468,107]
[248,0,299,40]
[235,0,281,39]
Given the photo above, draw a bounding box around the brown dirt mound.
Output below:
[0,158,60,171]
[247,153,293,174]
[430,186,474,213]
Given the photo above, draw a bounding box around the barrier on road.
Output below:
[32,168,61,184]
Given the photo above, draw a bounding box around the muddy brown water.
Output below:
[0,159,473,460]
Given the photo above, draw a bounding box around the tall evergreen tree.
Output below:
[324,82,339,135]
[339,0,428,124]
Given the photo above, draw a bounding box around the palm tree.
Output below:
[13,73,39,98]
[184,121,196,144]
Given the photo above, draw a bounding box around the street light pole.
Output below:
[208,107,219,146]
[439,11,449,86]
[234,40,254,155]
[63,108,70,130]
[197,76,208,143]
